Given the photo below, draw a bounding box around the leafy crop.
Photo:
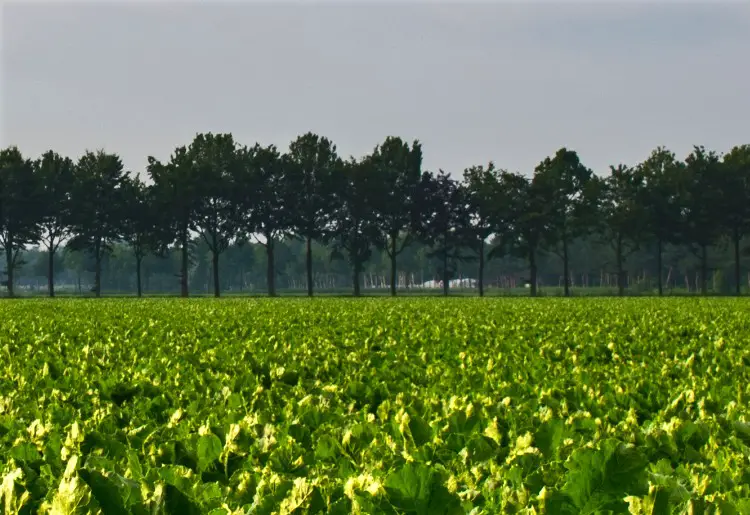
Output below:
[1,298,749,513]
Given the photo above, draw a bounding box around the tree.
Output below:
[189,133,241,298]
[370,137,423,296]
[147,146,198,297]
[68,150,127,297]
[416,171,473,296]
[0,146,40,297]
[286,132,339,297]
[493,171,550,297]
[120,175,161,297]
[233,144,291,297]
[534,148,598,296]
[30,249,65,284]
[462,161,503,296]
[637,147,683,296]
[34,151,75,297]
[721,144,750,295]
[62,245,94,294]
[599,165,645,295]
[223,237,256,291]
[681,146,724,295]
[329,156,382,296]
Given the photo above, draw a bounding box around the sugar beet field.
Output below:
[1,298,749,514]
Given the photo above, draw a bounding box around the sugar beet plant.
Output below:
[1,298,750,513]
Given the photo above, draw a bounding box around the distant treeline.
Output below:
[1,134,749,297]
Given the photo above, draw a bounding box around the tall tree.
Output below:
[416,171,472,296]
[287,132,339,297]
[189,133,241,298]
[637,147,683,296]
[121,175,161,297]
[35,151,75,297]
[0,147,40,297]
[722,144,750,295]
[234,144,290,297]
[329,156,382,296]
[370,137,423,296]
[681,146,724,295]
[147,146,198,297]
[599,165,645,296]
[68,150,127,297]
[462,161,502,296]
[493,172,550,297]
[534,148,597,296]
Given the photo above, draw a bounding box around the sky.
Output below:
[1,1,749,177]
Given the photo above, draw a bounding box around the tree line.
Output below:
[1,133,748,298]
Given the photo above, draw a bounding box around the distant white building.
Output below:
[419,278,477,289]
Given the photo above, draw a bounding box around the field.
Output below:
[1,298,749,514]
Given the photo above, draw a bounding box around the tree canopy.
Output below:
[1,134,749,298]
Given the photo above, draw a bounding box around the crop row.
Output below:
[1,298,749,513]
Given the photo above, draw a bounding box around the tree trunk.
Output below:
[266,235,276,297]
[389,235,397,297]
[733,227,741,296]
[352,258,361,297]
[442,250,449,297]
[478,238,485,297]
[562,236,570,297]
[616,234,624,297]
[529,248,538,297]
[94,240,102,298]
[306,236,313,297]
[212,250,220,298]
[700,244,708,296]
[657,238,663,296]
[136,256,143,298]
[5,243,14,298]
[180,230,189,297]
[48,249,55,297]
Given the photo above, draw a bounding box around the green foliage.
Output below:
[370,137,424,295]
[550,439,649,513]
[35,150,75,252]
[0,146,41,296]
[67,149,129,296]
[682,146,725,249]
[4,137,750,299]
[286,132,341,296]
[287,132,340,241]
[637,146,684,246]
[1,298,750,512]
[416,171,475,294]
[327,157,383,296]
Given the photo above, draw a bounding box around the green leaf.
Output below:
[543,491,578,515]
[197,434,223,472]
[561,439,648,514]
[732,421,750,446]
[651,487,671,515]
[79,469,129,515]
[10,443,42,464]
[384,463,460,514]
[535,418,564,459]
[426,482,463,515]
[315,435,339,461]
[165,484,201,515]
[385,463,434,513]
[408,414,432,447]
[466,435,497,463]
[328,497,352,514]
[127,450,143,481]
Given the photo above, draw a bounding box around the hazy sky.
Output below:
[2,1,749,177]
